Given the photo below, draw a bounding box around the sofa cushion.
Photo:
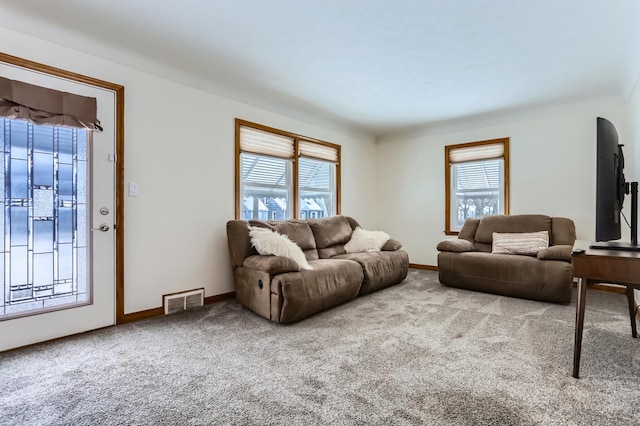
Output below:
[458,218,480,242]
[475,214,551,244]
[318,237,402,259]
[269,259,363,323]
[333,250,409,295]
[318,244,346,259]
[308,215,353,249]
[345,227,390,253]
[249,219,316,250]
[249,219,319,261]
[474,242,492,253]
[248,226,312,270]
[491,231,549,256]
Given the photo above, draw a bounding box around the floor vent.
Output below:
[163,288,204,315]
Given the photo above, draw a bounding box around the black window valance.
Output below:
[0,76,101,130]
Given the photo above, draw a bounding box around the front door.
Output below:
[0,63,116,352]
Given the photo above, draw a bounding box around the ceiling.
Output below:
[1,0,640,138]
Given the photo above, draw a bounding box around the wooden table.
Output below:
[572,246,640,378]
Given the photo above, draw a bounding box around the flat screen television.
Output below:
[590,117,638,251]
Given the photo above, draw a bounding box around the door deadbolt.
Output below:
[100,207,110,215]
[91,223,110,232]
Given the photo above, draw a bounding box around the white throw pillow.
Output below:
[491,231,549,256]
[345,227,390,253]
[248,226,313,270]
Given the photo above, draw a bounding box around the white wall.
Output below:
[0,26,378,314]
[376,103,627,266]
[627,72,640,303]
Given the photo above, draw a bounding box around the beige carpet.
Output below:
[1,269,639,425]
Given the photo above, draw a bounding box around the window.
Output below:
[1,118,89,318]
[236,119,340,220]
[444,138,509,234]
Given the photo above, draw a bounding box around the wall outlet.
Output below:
[128,182,139,197]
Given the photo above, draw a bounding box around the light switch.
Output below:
[128,182,139,197]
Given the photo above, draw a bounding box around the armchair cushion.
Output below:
[476,215,551,244]
[491,231,549,256]
[536,245,573,262]
[436,239,475,253]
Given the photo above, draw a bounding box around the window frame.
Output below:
[235,119,341,220]
[444,138,510,235]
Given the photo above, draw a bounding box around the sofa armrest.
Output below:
[243,255,301,274]
[436,239,475,253]
[536,245,573,262]
[382,238,403,251]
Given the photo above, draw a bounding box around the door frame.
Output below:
[0,52,126,325]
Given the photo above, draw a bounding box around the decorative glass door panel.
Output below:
[1,118,88,319]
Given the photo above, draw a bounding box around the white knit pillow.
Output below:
[491,231,549,256]
[345,227,390,253]
[248,226,313,270]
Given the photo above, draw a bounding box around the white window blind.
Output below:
[448,143,504,163]
[239,126,295,159]
[241,153,290,186]
[299,157,332,189]
[299,140,339,163]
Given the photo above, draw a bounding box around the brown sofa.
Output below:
[226,215,409,323]
[437,214,576,303]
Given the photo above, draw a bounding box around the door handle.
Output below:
[91,223,110,232]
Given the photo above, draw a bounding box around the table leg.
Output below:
[626,286,638,338]
[573,277,587,378]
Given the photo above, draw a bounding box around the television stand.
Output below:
[572,247,640,378]
[591,181,638,252]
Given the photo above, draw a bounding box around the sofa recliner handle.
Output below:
[258,279,263,290]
